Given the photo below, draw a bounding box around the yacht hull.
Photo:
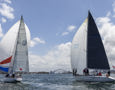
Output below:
[75,76,115,82]
[4,77,22,83]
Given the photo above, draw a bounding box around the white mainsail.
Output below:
[71,18,88,75]
[0,16,30,73]
[12,16,29,73]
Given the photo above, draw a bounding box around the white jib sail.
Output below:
[71,18,88,75]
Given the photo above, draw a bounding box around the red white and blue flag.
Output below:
[0,56,12,72]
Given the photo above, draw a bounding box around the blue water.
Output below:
[0,74,115,90]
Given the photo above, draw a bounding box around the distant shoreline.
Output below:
[0,71,72,74]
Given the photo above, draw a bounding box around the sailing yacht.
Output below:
[71,11,115,82]
[0,16,30,83]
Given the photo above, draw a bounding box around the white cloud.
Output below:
[61,25,76,36]
[1,17,6,23]
[30,40,36,47]
[106,11,111,17]
[112,1,115,18]
[62,31,69,36]
[96,9,115,69]
[0,24,4,37]
[67,25,76,32]
[0,3,14,19]
[30,37,46,47]
[4,0,11,4]
[33,37,45,44]
[112,1,115,13]
[29,42,71,72]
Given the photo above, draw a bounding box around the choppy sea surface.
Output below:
[0,74,115,90]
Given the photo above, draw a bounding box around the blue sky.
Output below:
[3,0,113,55]
[0,0,115,71]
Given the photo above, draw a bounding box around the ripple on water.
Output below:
[0,74,115,90]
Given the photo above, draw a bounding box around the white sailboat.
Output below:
[0,16,30,83]
[71,11,115,82]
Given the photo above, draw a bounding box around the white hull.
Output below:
[75,76,115,82]
[4,77,22,83]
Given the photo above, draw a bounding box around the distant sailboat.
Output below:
[0,16,30,83]
[71,11,115,82]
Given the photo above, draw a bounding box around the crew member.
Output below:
[83,68,89,75]
[106,70,110,77]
